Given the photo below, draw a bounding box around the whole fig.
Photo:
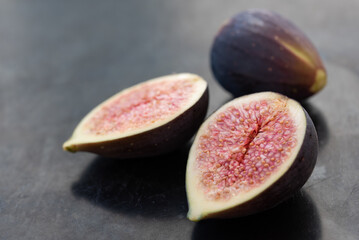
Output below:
[211,9,326,100]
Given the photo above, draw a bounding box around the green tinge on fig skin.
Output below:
[311,69,326,93]
[211,9,327,100]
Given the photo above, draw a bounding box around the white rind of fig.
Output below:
[186,92,318,221]
[63,73,208,158]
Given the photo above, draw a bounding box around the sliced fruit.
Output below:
[186,92,318,221]
[63,73,208,158]
[211,9,327,100]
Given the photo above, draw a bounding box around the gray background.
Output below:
[0,0,358,239]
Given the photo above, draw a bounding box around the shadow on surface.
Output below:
[302,102,330,151]
[71,145,191,218]
[192,190,321,240]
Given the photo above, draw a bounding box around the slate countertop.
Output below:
[0,1,358,239]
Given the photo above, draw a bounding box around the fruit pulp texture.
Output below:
[85,79,196,135]
[197,99,297,201]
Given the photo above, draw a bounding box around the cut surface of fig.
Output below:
[211,9,327,100]
[63,73,208,158]
[186,92,318,221]
[84,76,198,136]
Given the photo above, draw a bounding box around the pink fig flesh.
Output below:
[186,92,318,220]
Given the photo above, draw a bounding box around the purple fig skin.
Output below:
[211,9,327,100]
[65,87,208,158]
[200,108,318,219]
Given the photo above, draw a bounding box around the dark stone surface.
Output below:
[0,1,358,239]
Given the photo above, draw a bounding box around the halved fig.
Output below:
[211,9,327,100]
[186,92,318,221]
[63,73,208,158]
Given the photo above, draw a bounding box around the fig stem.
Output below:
[63,142,77,153]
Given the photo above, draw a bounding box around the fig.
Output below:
[63,73,208,158]
[186,92,318,221]
[211,9,327,100]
